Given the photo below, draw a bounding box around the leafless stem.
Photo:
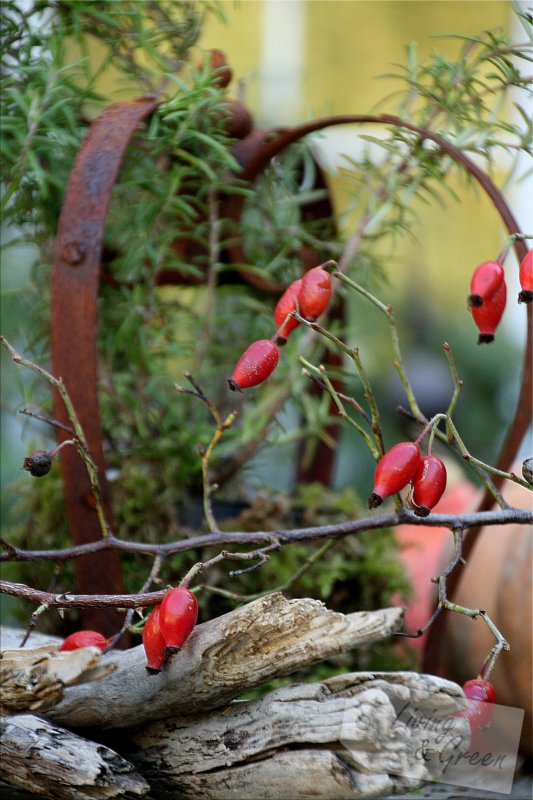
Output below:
[1,336,111,539]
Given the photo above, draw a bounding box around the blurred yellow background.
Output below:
[198,1,521,316]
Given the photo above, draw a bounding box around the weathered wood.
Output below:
[0,714,149,799]
[124,671,467,800]
[1,644,114,715]
[45,593,404,730]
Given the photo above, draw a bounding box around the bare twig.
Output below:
[397,528,509,674]
[1,336,111,539]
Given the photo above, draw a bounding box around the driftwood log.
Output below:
[125,671,468,800]
[0,714,149,799]
[0,595,470,800]
[0,643,114,715]
[44,594,405,729]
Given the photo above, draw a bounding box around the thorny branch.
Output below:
[1,334,531,634]
[397,528,510,680]
[1,506,531,609]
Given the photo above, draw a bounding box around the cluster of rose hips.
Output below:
[228,263,333,391]
[142,585,198,675]
[368,441,447,516]
[468,249,532,344]
[55,587,199,675]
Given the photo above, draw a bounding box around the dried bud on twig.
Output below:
[23,450,53,477]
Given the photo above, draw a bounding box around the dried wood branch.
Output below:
[0,715,149,799]
[124,671,468,800]
[44,594,404,730]
[0,644,114,715]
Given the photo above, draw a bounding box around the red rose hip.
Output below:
[142,605,166,675]
[274,278,302,343]
[368,442,421,509]
[159,586,198,656]
[471,279,506,343]
[58,630,108,652]
[228,339,279,391]
[411,455,447,516]
[468,261,504,307]
[458,679,496,734]
[298,266,332,321]
[518,249,533,303]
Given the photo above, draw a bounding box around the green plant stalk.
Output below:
[333,271,423,421]
[443,342,463,420]
[200,410,238,534]
[437,529,509,676]
[0,336,111,539]
[294,315,384,457]
[445,415,531,493]
[299,357,380,460]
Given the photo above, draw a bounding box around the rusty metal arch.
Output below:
[51,97,341,632]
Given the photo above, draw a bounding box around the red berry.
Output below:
[298,266,332,321]
[471,279,506,343]
[458,679,496,734]
[142,605,166,675]
[468,261,504,307]
[228,339,279,391]
[518,249,533,304]
[411,455,447,517]
[368,442,421,509]
[159,586,198,656]
[58,630,108,652]
[274,278,302,343]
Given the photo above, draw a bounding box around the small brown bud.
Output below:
[23,450,52,477]
[522,457,533,486]
[207,48,233,88]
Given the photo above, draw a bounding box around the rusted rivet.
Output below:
[62,241,85,265]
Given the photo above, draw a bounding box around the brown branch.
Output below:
[1,507,531,610]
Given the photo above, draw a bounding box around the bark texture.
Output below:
[44,594,404,730]
[0,714,149,799]
[1,643,113,715]
[125,671,467,800]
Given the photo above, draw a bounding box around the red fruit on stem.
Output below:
[274,278,302,343]
[457,678,496,734]
[368,442,421,509]
[468,261,504,307]
[142,605,166,675]
[518,249,533,304]
[228,339,280,391]
[471,279,506,343]
[411,455,447,517]
[159,586,198,656]
[298,266,332,321]
[58,630,108,652]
